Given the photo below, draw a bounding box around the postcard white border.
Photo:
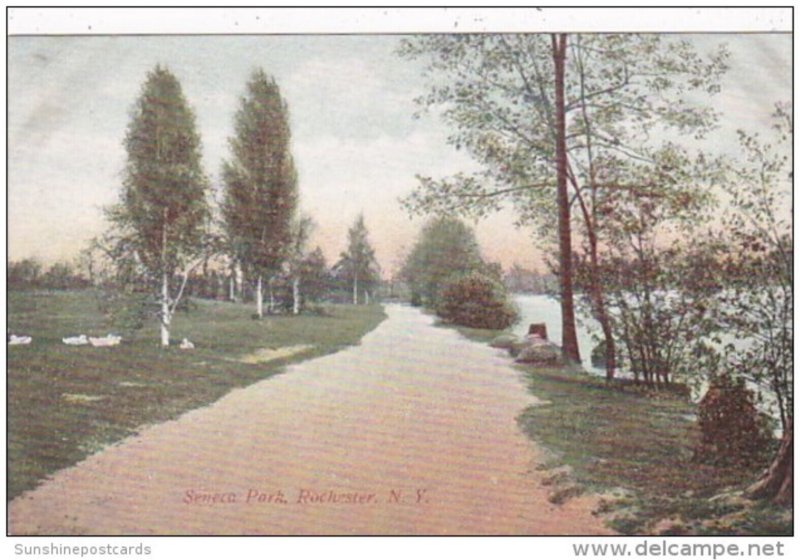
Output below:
[2,4,796,559]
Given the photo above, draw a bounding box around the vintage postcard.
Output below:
[4,6,793,547]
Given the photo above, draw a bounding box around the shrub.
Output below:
[435,273,518,329]
[694,374,774,469]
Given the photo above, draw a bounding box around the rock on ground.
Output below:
[515,340,563,365]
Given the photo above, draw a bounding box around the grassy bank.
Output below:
[8,290,386,500]
[450,325,791,535]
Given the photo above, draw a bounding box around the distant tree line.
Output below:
[503,264,556,294]
[8,259,90,290]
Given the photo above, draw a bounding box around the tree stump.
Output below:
[528,323,548,340]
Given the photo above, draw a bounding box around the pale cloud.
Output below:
[283,55,420,140]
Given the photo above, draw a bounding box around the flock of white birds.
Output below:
[8,334,196,348]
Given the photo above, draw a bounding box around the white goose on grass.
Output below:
[89,334,122,347]
[8,335,32,346]
[63,334,89,346]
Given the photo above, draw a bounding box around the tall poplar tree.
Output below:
[110,65,209,347]
[222,69,298,318]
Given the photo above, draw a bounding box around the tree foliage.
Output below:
[222,69,298,308]
[572,152,722,388]
[398,34,729,375]
[400,216,487,305]
[8,259,43,288]
[716,103,793,431]
[106,65,210,345]
[8,259,90,291]
[111,65,209,277]
[297,247,333,306]
[286,214,315,274]
[436,272,518,330]
[398,34,727,225]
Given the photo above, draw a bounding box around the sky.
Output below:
[7,33,792,276]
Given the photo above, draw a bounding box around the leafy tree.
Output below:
[400,216,486,305]
[398,34,728,374]
[222,69,298,318]
[8,258,42,289]
[580,237,722,390]
[719,103,792,431]
[336,214,380,304]
[42,261,89,290]
[718,104,792,505]
[572,149,721,389]
[107,65,210,346]
[298,246,332,306]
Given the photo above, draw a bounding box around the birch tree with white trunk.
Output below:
[108,65,210,347]
[222,69,298,319]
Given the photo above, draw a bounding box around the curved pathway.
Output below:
[9,304,610,535]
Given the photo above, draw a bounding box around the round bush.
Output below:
[435,273,518,329]
[694,374,774,469]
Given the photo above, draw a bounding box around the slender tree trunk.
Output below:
[160,271,171,347]
[256,275,263,319]
[365,290,371,305]
[229,258,236,301]
[269,278,275,314]
[574,35,614,378]
[552,33,581,363]
[590,236,616,379]
[235,261,243,302]
[160,209,171,347]
[292,276,300,315]
[353,272,359,305]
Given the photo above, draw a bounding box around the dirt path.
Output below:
[9,304,611,535]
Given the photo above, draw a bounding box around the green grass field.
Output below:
[8,290,386,500]
[450,325,791,535]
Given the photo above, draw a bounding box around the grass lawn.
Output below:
[450,325,791,535]
[8,290,386,500]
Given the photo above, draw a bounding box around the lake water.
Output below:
[511,293,604,375]
[512,293,785,432]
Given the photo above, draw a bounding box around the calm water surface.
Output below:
[511,293,603,375]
